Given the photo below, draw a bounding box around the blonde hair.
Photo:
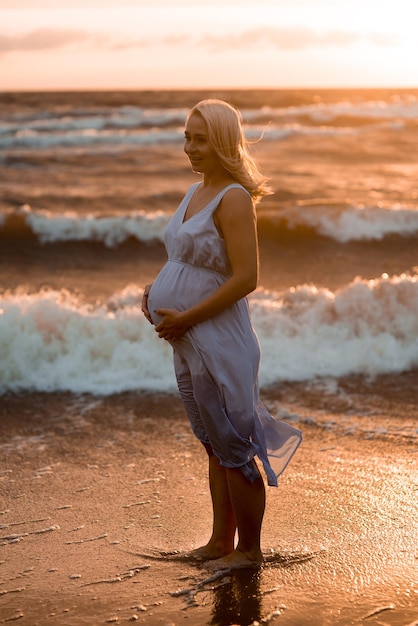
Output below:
[187,99,272,203]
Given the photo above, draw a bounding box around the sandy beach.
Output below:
[1,376,417,626]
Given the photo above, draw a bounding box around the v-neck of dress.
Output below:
[181,183,238,225]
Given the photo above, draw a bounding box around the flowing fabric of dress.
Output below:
[148,183,302,486]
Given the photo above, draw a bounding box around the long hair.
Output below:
[187,99,272,203]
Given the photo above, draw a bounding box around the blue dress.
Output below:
[148,183,301,486]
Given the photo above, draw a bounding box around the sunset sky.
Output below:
[0,0,417,90]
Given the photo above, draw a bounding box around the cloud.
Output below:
[0,25,398,56]
[369,32,399,46]
[200,27,398,52]
[0,27,152,54]
[0,28,97,52]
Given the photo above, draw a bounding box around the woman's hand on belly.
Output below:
[141,284,154,324]
[155,308,190,342]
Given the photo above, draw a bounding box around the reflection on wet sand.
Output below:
[210,568,264,626]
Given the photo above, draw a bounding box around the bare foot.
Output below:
[185,543,232,562]
[205,548,263,571]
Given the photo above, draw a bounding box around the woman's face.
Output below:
[184,113,221,175]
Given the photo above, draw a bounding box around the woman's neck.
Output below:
[202,169,234,189]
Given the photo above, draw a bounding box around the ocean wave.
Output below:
[1,274,418,395]
[0,106,187,136]
[245,96,418,125]
[0,205,170,246]
[1,95,415,152]
[2,96,416,134]
[0,128,182,151]
[0,122,398,152]
[262,203,418,242]
[2,203,418,246]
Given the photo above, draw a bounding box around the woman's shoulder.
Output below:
[213,183,252,211]
[220,184,253,206]
[216,185,255,223]
[222,182,251,197]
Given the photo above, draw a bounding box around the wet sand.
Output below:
[1,379,417,626]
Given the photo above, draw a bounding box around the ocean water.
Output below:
[1,89,418,436]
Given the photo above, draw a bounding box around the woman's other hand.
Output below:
[142,284,153,324]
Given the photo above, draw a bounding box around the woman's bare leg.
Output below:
[206,464,265,570]
[190,453,236,559]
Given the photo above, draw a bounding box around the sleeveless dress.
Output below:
[148,182,301,487]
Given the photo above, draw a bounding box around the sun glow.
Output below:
[0,1,416,89]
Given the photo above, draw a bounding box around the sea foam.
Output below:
[2,205,170,246]
[3,203,418,246]
[0,288,175,395]
[279,203,418,242]
[1,273,417,395]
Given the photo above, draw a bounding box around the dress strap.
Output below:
[208,183,252,213]
[217,183,251,199]
[184,182,201,200]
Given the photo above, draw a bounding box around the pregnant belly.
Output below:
[148,276,185,326]
[147,261,225,326]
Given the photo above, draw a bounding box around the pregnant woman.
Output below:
[142,99,301,571]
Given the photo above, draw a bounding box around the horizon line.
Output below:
[2,85,418,93]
